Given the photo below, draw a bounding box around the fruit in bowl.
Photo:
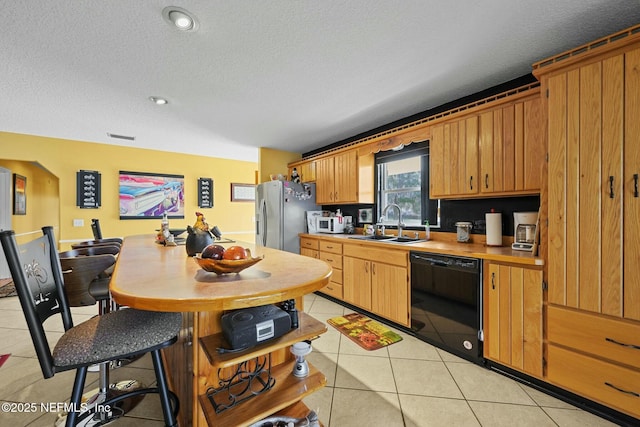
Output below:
[201,244,226,260]
[223,246,248,260]
[194,247,263,275]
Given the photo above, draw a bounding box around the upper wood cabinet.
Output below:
[315,156,335,204]
[430,116,479,197]
[479,97,544,194]
[289,160,316,183]
[430,92,544,199]
[288,160,316,183]
[315,150,374,205]
[543,45,640,322]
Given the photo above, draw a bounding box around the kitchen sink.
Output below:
[348,235,395,241]
[390,236,427,243]
[348,235,426,244]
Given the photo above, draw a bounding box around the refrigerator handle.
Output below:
[261,199,267,246]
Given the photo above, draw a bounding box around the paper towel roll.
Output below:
[486,212,502,246]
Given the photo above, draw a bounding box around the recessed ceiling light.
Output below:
[162,6,198,31]
[149,96,168,105]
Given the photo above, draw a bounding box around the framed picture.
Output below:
[230,183,255,202]
[13,174,26,215]
[119,171,185,219]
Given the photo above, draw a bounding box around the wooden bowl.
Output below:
[194,249,263,275]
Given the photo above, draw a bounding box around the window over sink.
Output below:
[375,141,439,229]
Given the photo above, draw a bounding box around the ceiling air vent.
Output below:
[107,133,136,141]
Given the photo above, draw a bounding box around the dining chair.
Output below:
[91,218,103,240]
[71,239,123,251]
[59,245,121,299]
[0,227,181,426]
[58,246,145,422]
[58,252,116,308]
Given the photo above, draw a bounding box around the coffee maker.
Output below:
[511,211,538,251]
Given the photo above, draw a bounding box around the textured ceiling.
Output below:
[1,1,639,162]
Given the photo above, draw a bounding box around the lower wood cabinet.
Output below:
[547,305,640,419]
[343,256,372,311]
[370,261,410,326]
[300,237,344,299]
[343,243,410,327]
[300,247,319,259]
[319,241,343,299]
[300,237,410,327]
[484,262,543,378]
[548,345,640,419]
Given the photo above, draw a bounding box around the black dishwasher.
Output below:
[410,251,483,364]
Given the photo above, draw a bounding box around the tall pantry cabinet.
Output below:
[534,25,640,420]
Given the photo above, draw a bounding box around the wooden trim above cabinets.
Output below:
[533,23,640,79]
[289,83,540,166]
[357,126,431,156]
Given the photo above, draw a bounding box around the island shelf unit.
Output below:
[197,312,328,426]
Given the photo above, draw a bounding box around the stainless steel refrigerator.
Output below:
[255,181,318,253]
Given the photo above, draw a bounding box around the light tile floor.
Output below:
[0,293,622,426]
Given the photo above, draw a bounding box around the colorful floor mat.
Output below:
[327,313,403,351]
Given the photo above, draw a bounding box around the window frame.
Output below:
[374,141,439,230]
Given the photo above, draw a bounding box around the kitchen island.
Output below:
[110,235,332,426]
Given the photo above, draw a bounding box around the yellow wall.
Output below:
[0,159,60,245]
[1,131,257,249]
[258,147,301,183]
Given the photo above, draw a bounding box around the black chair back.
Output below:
[59,245,120,258]
[91,218,103,240]
[71,239,123,250]
[59,254,116,306]
[0,227,73,378]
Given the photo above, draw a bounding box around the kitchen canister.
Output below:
[455,222,473,243]
[485,210,502,246]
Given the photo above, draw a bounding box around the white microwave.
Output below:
[316,216,345,234]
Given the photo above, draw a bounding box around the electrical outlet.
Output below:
[73,219,84,227]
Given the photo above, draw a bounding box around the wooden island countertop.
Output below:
[109,234,332,427]
[110,234,332,312]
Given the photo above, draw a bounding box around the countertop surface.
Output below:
[110,234,332,312]
[300,233,544,266]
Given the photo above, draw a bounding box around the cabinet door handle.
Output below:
[609,176,614,199]
[372,263,376,275]
[469,176,473,190]
[335,191,338,201]
[491,272,496,289]
[605,337,640,350]
[365,262,369,274]
[634,174,639,198]
[485,174,489,189]
[604,382,640,398]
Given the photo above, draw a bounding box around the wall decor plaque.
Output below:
[198,178,213,208]
[76,170,101,209]
[231,183,255,202]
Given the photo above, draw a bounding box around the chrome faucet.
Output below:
[381,203,405,238]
